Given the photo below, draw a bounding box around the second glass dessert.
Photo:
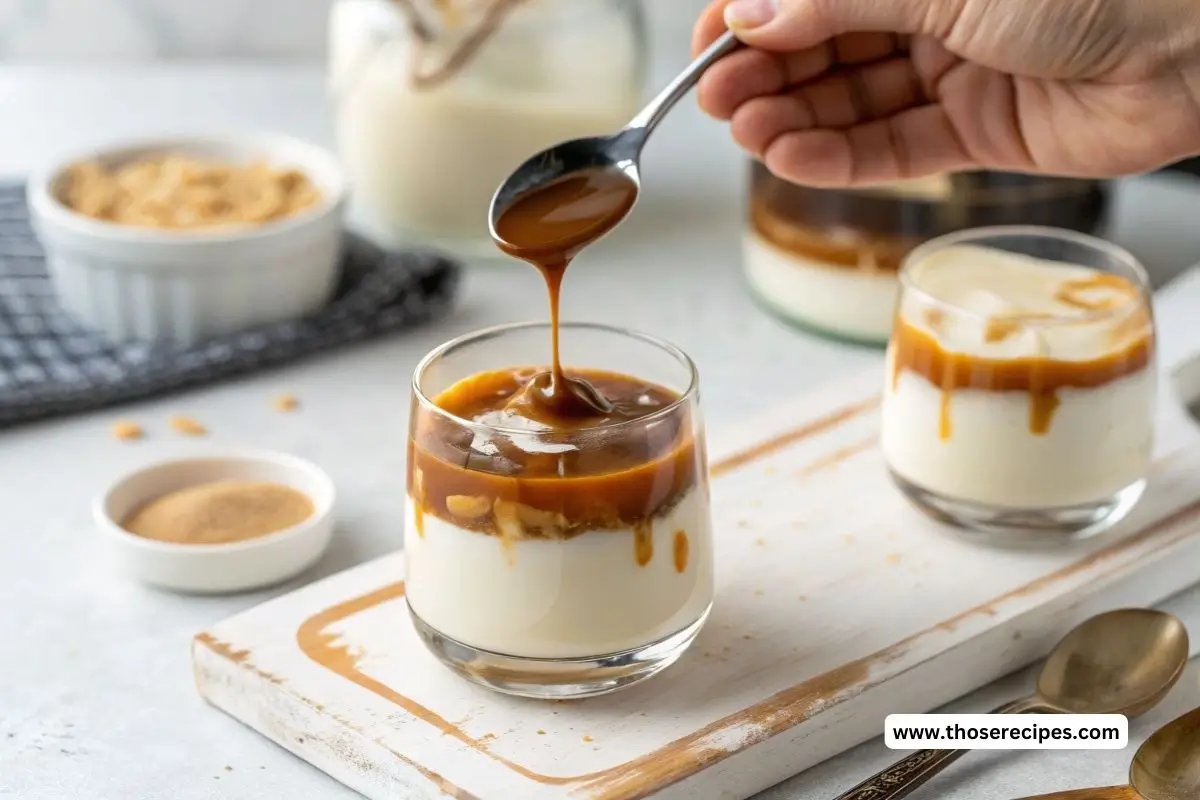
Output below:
[744,165,1112,345]
[881,226,1156,544]
[405,322,714,698]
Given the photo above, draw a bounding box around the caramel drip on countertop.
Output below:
[890,295,1153,438]
[409,367,700,540]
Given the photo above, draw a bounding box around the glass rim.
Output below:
[898,225,1150,327]
[411,320,700,438]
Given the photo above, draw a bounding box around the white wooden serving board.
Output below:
[195,269,1200,800]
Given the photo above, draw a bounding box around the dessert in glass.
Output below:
[405,322,714,698]
[744,164,1112,345]
[881,227,1156,543]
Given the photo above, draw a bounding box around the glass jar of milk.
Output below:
[329,0,647,259]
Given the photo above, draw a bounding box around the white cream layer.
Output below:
[404,488,714,660]
[881,362,1156,508]
[743,232,898,342]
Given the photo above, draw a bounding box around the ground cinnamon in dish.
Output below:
[122,480,314,545]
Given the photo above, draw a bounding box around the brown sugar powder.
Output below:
[122,480,314,545]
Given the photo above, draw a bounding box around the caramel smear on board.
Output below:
[122,480,314,545]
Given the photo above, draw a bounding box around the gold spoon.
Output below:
[832,609,1190,800]
[1013,704,1200,800]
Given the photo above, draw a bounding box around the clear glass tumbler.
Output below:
[405,322,714,698]
[881,226,1156,544]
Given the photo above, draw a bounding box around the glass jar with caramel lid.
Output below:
[328,0,647,260]
[744,163,1112,345]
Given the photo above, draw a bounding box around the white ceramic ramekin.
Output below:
[95,449,336,594]
[27,133,349,344]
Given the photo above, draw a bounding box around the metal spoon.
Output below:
[1013,704,1200,800]
[833,609,1190,800]
[488,29,741,233]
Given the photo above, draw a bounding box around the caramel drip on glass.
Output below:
[891,294,1152,439]
[634,520,654,567]
[673,530,689,573]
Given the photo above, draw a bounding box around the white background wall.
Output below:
[0,0,710,60]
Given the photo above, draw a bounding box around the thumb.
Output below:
[723,0,954,51]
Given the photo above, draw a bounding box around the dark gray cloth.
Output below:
[0,184,461,428]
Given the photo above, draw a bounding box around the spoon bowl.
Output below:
[1038,608,1190,716]
[1131,706,1200,800]
[834,608,1189,800]
[488,29,740,237]
[487,133,641,245]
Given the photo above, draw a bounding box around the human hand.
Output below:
[693,0,1200,187]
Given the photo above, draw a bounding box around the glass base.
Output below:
[889,469,1146,546]
[409,604,711,700]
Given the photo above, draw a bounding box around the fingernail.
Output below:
[724,0,778,30]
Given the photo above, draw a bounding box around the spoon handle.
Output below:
[830,696,1045,800]
[1010,787,1139,800]
[625,29,741,138]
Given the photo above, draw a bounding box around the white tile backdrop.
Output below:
[0,0,709,60]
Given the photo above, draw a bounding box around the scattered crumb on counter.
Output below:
[111,420,144,441]
[223,766,233,772]
[1013,631,1022,640]
[755,537,765,546]
[754,588,764,596]
[737,520,749,529]
[885,552,902,565]
[273,394,300,412]
[536,729,546,735]
[582,735,593,743]
[798,595,807,602]
[169,414,207,436]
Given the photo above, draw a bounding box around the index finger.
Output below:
[692,0,733,57]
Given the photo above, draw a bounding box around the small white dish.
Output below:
[95,449,336,594]
[27,133,349,344]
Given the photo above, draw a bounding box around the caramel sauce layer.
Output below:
[748,197,916,273]
[891,292,1154,438]
[751,195,918,272]
[409,367,701,540]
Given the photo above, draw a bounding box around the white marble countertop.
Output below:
[4,61,1200,800]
